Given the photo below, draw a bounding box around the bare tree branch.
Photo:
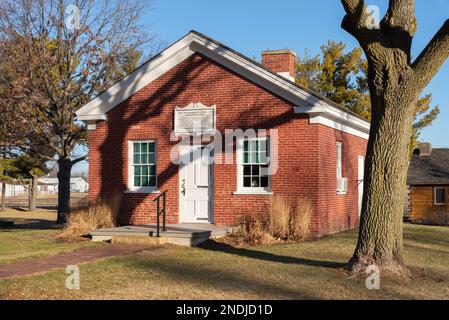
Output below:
[412,19,449,93]
[340,0,387,50]
[71,154,87,166]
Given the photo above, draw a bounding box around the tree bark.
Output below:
[348,98,415,276]
[28,175,38,211]
[56,158,72,224]
[1,182,6,211]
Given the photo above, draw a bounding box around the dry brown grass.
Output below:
[267,196,290,239]
[3,224,449,300]
[290,197,313,240]
[229,196,312,246]
[416,210,449,226]
[57,195,121,242]
[230,214,274,246]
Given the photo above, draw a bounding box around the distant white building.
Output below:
[69,177,89,193]
[38,177,89,194]
[3,177,88,197]
[3,183,27,197]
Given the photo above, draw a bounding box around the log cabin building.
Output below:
[407,143,449,222]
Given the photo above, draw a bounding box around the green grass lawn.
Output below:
[1,221,449,300]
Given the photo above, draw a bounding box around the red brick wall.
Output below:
[313,125,367,236]
[87,52,367,236]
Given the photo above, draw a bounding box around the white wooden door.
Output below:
[179,145,212,223]
[358,156,365,217]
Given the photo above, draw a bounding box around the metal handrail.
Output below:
[152,190,167,237]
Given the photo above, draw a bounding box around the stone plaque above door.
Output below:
[174,103,216,135]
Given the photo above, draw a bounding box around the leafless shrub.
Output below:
[230,214,274,246]
[290,198,313,240]
[229,196,313,246]
[268,195,290,239]
[57,195,121,242]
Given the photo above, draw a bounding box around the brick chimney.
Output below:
[261,49,296,82]
[418,142,432,157]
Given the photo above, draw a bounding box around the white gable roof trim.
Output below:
[76,31,370,140]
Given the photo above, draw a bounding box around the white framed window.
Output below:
[434,187,446,205]
[127,140,157,193]
[336,141,347,194]
[235,137,271,194]
[336,141,342,180]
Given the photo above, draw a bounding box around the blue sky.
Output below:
[73,0,449,173]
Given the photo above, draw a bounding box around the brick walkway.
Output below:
[0,244,149,280]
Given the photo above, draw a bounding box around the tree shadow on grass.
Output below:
[0,219,58,231]
[130,252,321,299]
[198,240,345,269]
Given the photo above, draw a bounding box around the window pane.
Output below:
[243,151,249,164]
[134,153,140,164]
[261,165,269,176]
[148,153,155,164]
[243,177,251,187]
[336,141,342,179]
[141,153,148,164]
[149,142,155,152]
[260,139,267,151]
[134,176,141,187]
[250,141,257,152]
[243,165,251,176]
[150,165,156,175]
[260,152,268,164]
[141,143,148,153]
[249,152,256,164]
[142,166,148,176]
[133,143,140,153]
[141,176,149,187]
[251,177,260,187]
[149,177,156,187]
[261,176,269,188]
[244,140,249,152]
[252,165,259,176]
[135,166,141,176]
[436,189,446,204]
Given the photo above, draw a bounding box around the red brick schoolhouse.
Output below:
[76,31,369,237]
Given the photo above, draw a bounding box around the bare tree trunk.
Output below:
[56,158,72,224]
[340,0,449,277]
[28,175,38,211]
[1,182,6,211]
[348,98,416,275]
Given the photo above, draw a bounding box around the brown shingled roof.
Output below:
[407,148,449,185]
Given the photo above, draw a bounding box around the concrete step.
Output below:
[111,236,167,246]
[90,224,234,247]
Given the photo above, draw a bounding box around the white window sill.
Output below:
[124,189,160,194]
[233,191,273,196]
[336,190,347,195]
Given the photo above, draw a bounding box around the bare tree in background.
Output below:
[340,0,449,276]
[0,0,158,223]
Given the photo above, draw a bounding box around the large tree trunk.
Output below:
[56,158,72,224]
[28,175,38,211]
[340,0,449,277]
[1,182,5,211]
[348,97,416,276]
